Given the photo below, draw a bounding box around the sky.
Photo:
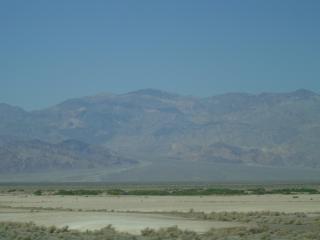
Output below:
[1,0,320,110]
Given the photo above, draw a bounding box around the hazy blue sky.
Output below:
[1,0,320,110]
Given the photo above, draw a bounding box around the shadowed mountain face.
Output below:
[0,89,320,178]
[0,137,136,173]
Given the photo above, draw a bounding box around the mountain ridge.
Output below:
[1,89,320,181]
[3,88,318,113]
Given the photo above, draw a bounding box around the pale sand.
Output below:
[0,211,246,234]
[1,194,319,213]
[1,194,319,233]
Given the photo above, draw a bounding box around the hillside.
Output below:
[0,137,136,173]
[0,89,320,181]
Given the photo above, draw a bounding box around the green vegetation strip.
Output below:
[32,187,320,196]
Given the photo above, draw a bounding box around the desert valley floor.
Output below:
[1,192,320,234]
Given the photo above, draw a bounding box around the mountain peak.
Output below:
[0,103,25,112]
[126,89,178,99]
[292,89,318,98]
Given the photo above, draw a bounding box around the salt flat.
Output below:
[0,211,246,234]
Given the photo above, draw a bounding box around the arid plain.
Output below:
[1,187,320,234]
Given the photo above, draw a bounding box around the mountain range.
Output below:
[1,88,320,182]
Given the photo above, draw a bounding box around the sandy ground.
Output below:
[1,194,319,233]
[1,194,320,213]
[0,211,245,234]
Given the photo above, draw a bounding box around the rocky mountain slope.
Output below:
[1,88,320,178]
[0,137,136,173]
